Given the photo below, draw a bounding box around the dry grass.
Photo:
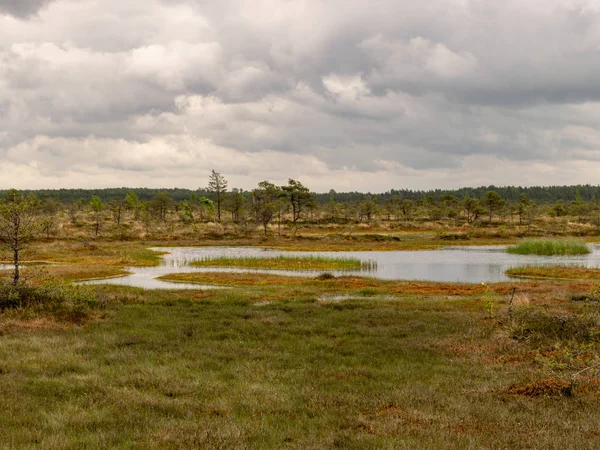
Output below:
[0,240,163,267]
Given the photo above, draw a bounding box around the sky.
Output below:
[2,0,600,192]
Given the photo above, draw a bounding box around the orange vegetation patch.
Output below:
[160,273,597,303]
[160,272,303,287]
[440,338,510,360]
[44,265,131,281]
[171,291,216,301]
[249,294,285,303]
[161,273,380,289]
[329,277,381,289]
[506,378,572,397]
[574,377,600,396]
[506,266,600,281]
[0,317,69,332]
[391,282,485,296]
[366,403,430,427]
[446,422,500,436]
[312,369,374,380]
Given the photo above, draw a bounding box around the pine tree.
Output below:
[207,170,228,222]
[0,190,41,284]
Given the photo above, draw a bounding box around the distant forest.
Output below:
[2,184,600,204]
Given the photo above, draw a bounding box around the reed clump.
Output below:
[506,239,590,256]
[189,255,377,271]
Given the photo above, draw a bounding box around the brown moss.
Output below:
[391,282,485,296]
[506,266,600,281]
[506,378,572,397]
[0,317,68,331]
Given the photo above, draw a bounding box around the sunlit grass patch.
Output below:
[506,238,590,256]
[5,241,164,267]
[506,265,600,280]
[189,255,377,271]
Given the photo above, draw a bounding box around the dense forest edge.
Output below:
[3,183,600,203]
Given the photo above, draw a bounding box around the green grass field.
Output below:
[1,277,600,448]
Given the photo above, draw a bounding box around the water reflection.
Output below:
[78,244,600,290]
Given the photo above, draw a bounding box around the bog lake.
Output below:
[77,245,600,289]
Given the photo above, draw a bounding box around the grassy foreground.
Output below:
[189,255,377,271]
[507,238,591,256]
[1,272,600,448]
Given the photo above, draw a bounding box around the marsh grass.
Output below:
[189,255,378,271]
[506,238,590,256]
[4,241,164,267]
[506,265,600,280]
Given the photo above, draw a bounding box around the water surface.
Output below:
[80,245,600,289]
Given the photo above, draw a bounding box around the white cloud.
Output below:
[127,41,222,90]
[322,74,370,100]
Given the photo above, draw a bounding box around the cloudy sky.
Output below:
[2,0,600,192]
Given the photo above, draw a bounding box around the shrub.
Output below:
[510,307,599,344]
[0,281,97,321]
[315,272,335,280]
[437,233,470,241]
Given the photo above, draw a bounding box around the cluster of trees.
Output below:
[321,191,533,225]
[79,182,600,232]
[41,172,316,237]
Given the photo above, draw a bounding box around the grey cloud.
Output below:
[0,0,53,17]
[2,0,600,189]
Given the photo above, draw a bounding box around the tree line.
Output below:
[5,183,600,205]
[1,172,600,256]
[3,174,600,237]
